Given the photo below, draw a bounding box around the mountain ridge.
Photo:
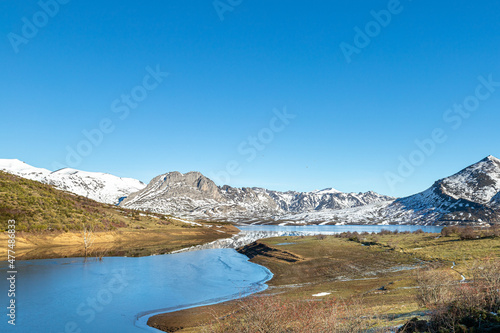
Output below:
[119,170,394,219]
[280,155,500,225]
[2,156,499,225]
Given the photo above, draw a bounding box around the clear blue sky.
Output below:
[1,0,499,197]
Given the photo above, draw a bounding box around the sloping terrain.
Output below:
[0,159,145,205]
[385,156,500,224]
[276,156,500,225]
[0,171,172,232]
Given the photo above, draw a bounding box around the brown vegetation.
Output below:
[441,225,500,240]
[202,296,373,333]
[149,232,499,332]
[401,258,500,332]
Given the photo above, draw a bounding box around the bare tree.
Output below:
[82,223,95,258]
[415,268,454,308]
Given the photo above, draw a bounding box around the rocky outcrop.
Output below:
[237,241,303,262]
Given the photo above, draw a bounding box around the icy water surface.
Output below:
[175,225,443,253]
[238,224,443,234]
[0,249,272,333]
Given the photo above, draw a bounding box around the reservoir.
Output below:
[0,224,442,332]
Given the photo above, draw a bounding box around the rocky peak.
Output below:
[440,155,500,203]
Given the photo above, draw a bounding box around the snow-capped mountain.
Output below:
[384,155,500,224]
[276,201,393,225]
[119,172,393,219]
[267,188,389,212]
[0,159,146,205]
[120,170,394,220]
[439,155,500,203]
[3,156,499,225]
[121,171,280,217]
[273,156,500,225]
[118,156,500,224]
[0,158,51,180]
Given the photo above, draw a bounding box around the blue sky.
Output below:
[1,0,500,197]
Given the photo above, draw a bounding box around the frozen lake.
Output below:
[237,224,443,234]
[0,224,442,332]
[0,249,272,333]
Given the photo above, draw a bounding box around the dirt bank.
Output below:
[237,241,303,262]
[0,224,239,260]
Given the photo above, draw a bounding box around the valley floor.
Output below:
[147,232,500,332]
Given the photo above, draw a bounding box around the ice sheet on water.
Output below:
[0,249,272,333]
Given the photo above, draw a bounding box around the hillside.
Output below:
[385,156,500,224]
[0,170,185,232]
[0,159,145,205]
[0,171,240,259]
[276,156,500,225]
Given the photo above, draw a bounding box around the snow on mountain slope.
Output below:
[121,171,282,217]
[490,192,500,208]
[276,201,393,225]
[0,159,145,205]
[440,155,500,203]
[266,189,392,213]
[3,156,498,225]
[43,168,146,205]
[0,159,51,181]
[120,170,394,219]
[270,156,500,225]
[383,156,500,224]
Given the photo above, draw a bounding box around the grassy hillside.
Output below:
[0,171,239,259]
[0,171,169,232]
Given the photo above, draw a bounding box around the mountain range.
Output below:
[120,171,393,220]
[1,156,499,225]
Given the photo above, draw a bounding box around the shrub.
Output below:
[415,269,455,308]
[440,226,459,237]
[408,258,500,332]
[203,296,372,333]
[380,229,392,235]
[458,226,476,240]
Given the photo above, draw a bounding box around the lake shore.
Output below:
[0,223,239,260]
[147,231,500,332]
